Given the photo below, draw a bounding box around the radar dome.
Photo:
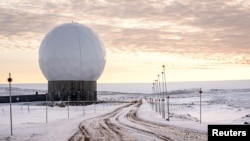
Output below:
[39,23,106,81]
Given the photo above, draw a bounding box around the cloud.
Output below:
[0,0,249,68]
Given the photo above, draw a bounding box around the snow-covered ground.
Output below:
[139,89,250,133]
[0,102,126,141]
[0,81,250,140]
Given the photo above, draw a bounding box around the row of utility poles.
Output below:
[149,65,203,123]
[5,73,117,136]
[5,70,203,136]
[6,73,46,136]
[150,65,170,121]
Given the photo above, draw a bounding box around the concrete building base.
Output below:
[48,80,97,102]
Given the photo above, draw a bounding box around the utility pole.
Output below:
[68,96,70,119]
[167,95,170,121]
[199,88,203,124]
[162,65,168,120]
[157,74,161,115]
[46,93,48,123]
[162,65,167,98]
[8,73,13,135]
[83,100,85,116]
[155,80,158,113]
[151,86,153,107]
[161,71,165,119]
[152,83,155,110]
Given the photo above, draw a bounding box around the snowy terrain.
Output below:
[0,81,250,140]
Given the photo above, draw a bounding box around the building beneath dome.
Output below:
[48,81,97,102]
[38,22,106,102]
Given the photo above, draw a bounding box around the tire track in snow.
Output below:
[122,100,207,141]
[68,100,207,141]
[68,102,135,141]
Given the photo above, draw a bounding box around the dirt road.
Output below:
[68,100,207,141]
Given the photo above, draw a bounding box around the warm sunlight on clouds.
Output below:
[0,0,250,83]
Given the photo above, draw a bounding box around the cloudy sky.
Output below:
[0,0,250,83]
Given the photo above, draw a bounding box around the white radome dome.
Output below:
[39,23,106,81]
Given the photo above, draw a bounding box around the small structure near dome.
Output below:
[38,22,106,102]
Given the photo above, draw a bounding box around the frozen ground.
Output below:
[0,82,250,141]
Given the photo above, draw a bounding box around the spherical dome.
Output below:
[39,22,106,81]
